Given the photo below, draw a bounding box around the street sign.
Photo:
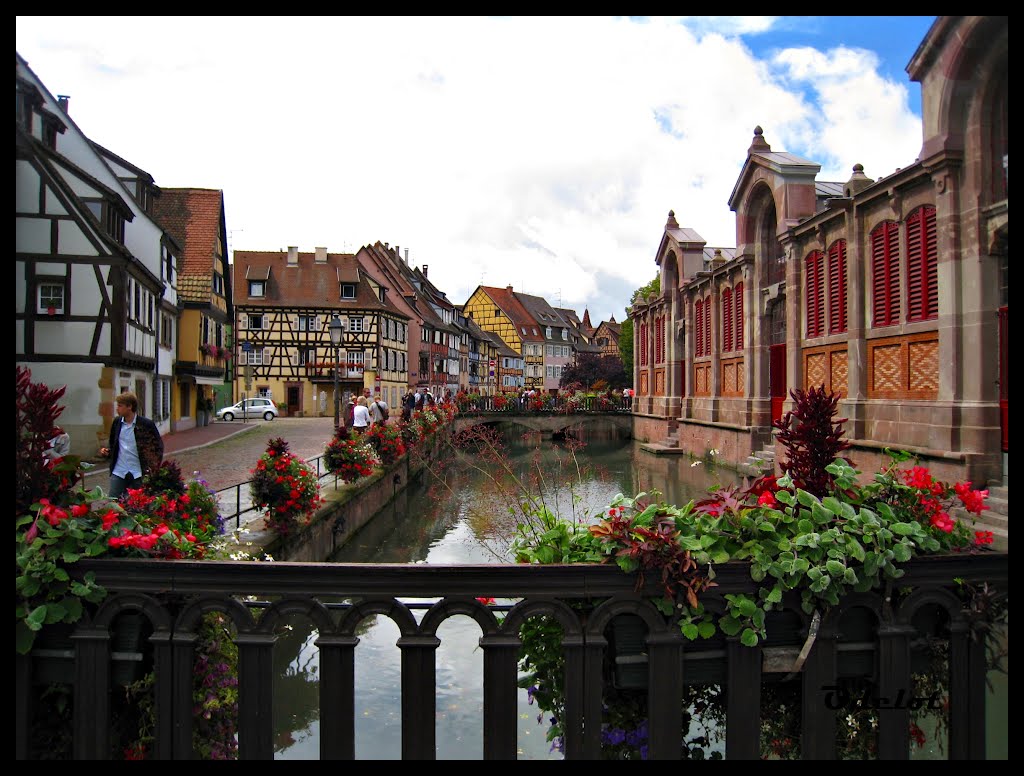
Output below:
[242,341,253,353]
[244,363,253,390]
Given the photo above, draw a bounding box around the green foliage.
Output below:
[618,317,633,378]
[629,274,660,305]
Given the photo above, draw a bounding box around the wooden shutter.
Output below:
[695,300,703,357]
[722,288,733,352]
[906,206,937,322]
[828,240,848,334]
[704,297,711,356]
[870,222,899,327]
[238,313,247,330]
[734,282,744,350]
[805,251,824,338]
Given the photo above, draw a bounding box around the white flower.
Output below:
[691,460,702,467]
[709,449,720,457]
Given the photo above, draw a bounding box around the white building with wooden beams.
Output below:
[16,52,180,456]
[231,247,410,417]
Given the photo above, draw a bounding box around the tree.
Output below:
[619,274,658,385]
[559,353,629,391]
[618,318,633,381]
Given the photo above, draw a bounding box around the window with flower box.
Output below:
[37,281,65,316]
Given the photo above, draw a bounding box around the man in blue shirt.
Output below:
[98,391,164,499]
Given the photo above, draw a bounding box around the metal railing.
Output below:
[16,553,1007,760]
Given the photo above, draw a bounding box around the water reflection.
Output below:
[274,423,744,759]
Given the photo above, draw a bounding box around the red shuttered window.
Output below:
[640,322,648,366]
[704,297,711,356]
[870,221,900,327]
[906,205,938,322]
[722,288,733,352]
[828,240,848,334]
[655,316,663,363]
[805,250,825,338]
[734,282,744,349]
[695,300,704,357]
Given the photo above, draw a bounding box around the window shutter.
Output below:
[805,251,824,338]
[704,297,711,356]
[238,314,247,330]
[871,222,900,326]
[364,317,370,331]
[290,315,299,331]
[289,349,298,366]
[923,206,938,319]
[694,301,703,357]
[240,350,248,365]
[828,240,848,334]
[722,288,733,352]
[906,209,925,321]
[734,282,744,350]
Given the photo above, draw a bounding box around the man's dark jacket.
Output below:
[107,415,164,476]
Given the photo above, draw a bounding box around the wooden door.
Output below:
[770,343,787,424]
[287,384,301,417]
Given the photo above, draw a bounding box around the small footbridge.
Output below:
[451,410,633,437]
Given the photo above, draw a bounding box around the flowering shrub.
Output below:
[364,421,407,467]
[249,438,323,535]
[123,611,239,760]
[324,430,380,483]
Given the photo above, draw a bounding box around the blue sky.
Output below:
[16,16,937,325]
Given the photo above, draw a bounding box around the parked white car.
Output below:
[216,398,279,422]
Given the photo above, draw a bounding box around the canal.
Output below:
[265,420,1007,760]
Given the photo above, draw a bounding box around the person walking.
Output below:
[98,391,164,498]
[352,395,371,434]
[369,393,389,426]
[401,389,415,422]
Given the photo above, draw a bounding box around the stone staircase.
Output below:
[739,442,777,478]
[953,483,1008,552]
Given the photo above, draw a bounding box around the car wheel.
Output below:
[222,412,234,422]
[263,411,275,421]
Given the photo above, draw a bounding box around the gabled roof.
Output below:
[514,292,570,342]
[232,249,407,317]
[152,188,226,303]
[479,285,544,342]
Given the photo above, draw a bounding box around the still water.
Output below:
[273,421,741,759]
[267,421,1008,760]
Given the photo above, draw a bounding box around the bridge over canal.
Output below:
[451,411,633,437]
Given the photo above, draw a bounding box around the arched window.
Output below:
[722,287,733,352]
[734,282,744,349]
[870,221,900,327]
[805,250,825,338]
[827,240,848,334]
[906,206,938,322]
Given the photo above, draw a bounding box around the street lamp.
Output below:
[329,315,343,434]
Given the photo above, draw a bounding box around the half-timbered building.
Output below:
[593,317,622,359]
[517,293,575,393]
[630,16,1007,488]
[16,53,180,454]
[151,188,233,425]
[463,285,546,391]
[231,247,409,417]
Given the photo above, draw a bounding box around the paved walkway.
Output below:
[83,416,342,493]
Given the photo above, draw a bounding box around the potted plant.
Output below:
[248,438,323,536]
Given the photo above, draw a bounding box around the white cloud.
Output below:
[16,15,924,324]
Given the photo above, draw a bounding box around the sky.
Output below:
[16,15,937,325]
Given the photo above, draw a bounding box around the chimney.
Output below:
[314,246,327,264]
[287,246,298,266]
[422,264,428,278]
[404,249,409,264]
[507,284,514,293]
[57,95,70,114]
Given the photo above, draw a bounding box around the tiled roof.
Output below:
[480,286,544,342]
[151,188,224,303]
[232,250,407,317]
[514,292,570,342]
